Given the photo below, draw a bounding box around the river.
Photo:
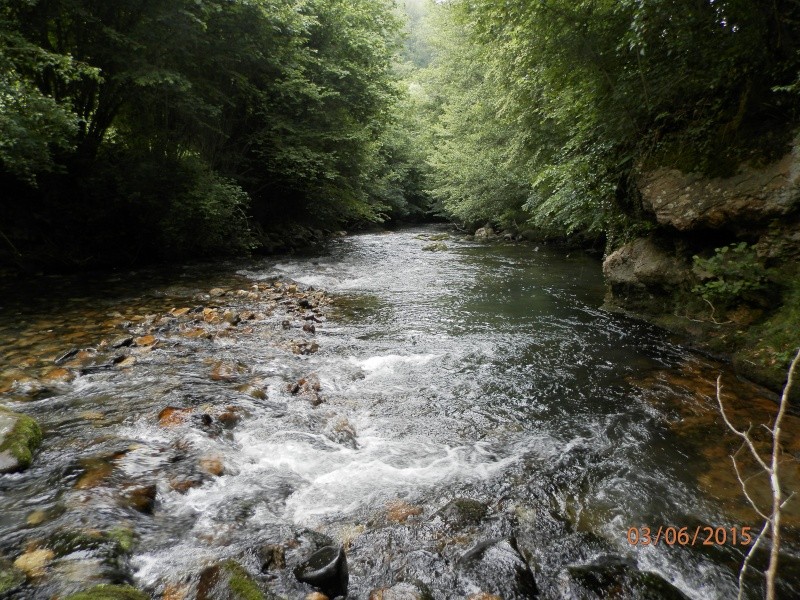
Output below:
[1,227,798,599]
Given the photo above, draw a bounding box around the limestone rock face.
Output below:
[603,238,690,289]
[639,146,800,231]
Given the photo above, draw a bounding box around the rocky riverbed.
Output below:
[1,229,799,599]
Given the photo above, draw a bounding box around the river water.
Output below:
[1,227,798,599]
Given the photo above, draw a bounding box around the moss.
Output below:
[107,527,135,554]
[0,563,25,595]
[0,410,43,471]
[222,561,266,600]
[63,584,149,600]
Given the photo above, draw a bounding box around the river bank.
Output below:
[1,228,799,599]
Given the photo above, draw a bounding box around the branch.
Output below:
[716,376,771,473]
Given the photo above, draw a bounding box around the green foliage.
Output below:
[409,0,800,240]
[1,0,412,267]
[692,243,769,306]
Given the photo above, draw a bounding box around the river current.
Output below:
[1,227,798,599]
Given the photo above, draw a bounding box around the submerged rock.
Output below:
[63,584,149,600]
[0,560,25,596]
[565,555,689,599]
[457,538,538,599]
[437,498,488,528]
[368,581,433,600]
[293,545,348,598]
[0,409,43,473]
[197,560,268,600]
[14,547,54,578]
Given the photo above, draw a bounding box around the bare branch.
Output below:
[716,375,770,472]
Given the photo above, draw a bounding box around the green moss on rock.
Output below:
[0,409,43,473]
[0,561,26,596]
[223,561,265,600]
[63,584,149,600]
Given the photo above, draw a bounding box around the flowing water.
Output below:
[1,227,799,599]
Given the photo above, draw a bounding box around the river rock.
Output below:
[0,409,43,473]
[14,547,54,577]
[386,500,423,523]
[110,336,134,349]
[565,555,689,599]
[474,227,496,241]
[121,484,157,514]
[437,498,488,528]
[0,560,25,596]
[639,147,800,231]
[602,237,691,310]
[369,581,433,600]
[457,538,538,599]
[64,584,149,600]
[293,545,348,598]
[258,544,286,572]
[198,561,268,600]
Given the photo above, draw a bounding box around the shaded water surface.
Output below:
[1,228,798,599]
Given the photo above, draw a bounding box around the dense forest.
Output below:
[3,0,800,260]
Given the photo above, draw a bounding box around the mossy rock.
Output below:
[0,409,43,473]
[437,498,488,527]
[198,560,275,600]
[63,584,149,600]
[0,561,26,596]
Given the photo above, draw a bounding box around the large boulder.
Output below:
[603,237,690,298]
[0,409,43,473]
[639,148,800,232]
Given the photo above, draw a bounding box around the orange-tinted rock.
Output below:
[75,459,115,490]
[171,307,191,317]
[158,407,193,427]
[122,484,157,513]
[134,335,157,347]
[386,500,423,523]
[199,457,224,477]
[42,368,74,382]
[210,361,243,382]
[169,476,204,494]
[162,583,189,600]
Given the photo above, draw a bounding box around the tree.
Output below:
[716,347,800,600]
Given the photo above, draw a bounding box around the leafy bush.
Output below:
[692,242,768,306]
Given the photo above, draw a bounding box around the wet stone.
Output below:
[437,498,488,528]
[386,500,423,523]
[14,547,55,578]
[293,545,348,599]
[369,582,434,600]
[457,538,538,599]
[0,409,43,473]
[63,584,149,600]
[0,560,26,596]
[258,544,286,572]
[565,556,689,600]
[110,336,134,349]
[197,560,267,600]
[121,484,157,514]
